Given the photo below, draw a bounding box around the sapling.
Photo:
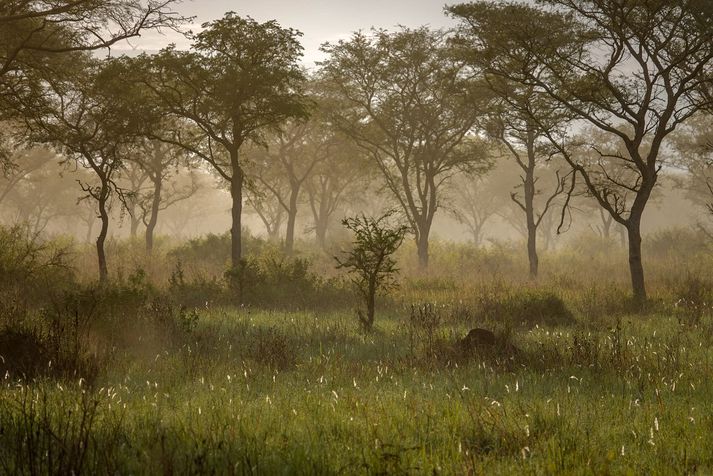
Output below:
[335,211,408,331]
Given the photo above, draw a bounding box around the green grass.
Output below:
[3,305,713,475]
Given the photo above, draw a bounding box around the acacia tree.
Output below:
[4,160,79,237]
[124,139,198,252]
[18,56,136,282]
[306,132,370,249]
[488,119,570,276]
[128,13,309,268]
[0,1,184,72]
[450,5,574,277]
[320,27,488,268]
[123,159,149,237]
[448,165,509,247]
[244,173,287,242]
[450,0,713,302]
[247,118,328,254]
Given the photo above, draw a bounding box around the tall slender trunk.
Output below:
[230,149,243,268]
[96,185,110,284]
[145,175,162,254]
[626,213,646,303]
[284,184,299,255]
[471,219,484,248]
[524,165,538,278]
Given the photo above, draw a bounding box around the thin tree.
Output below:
[246,118,327,254]
[448,170,506,247]
[335,211,408,331]
[126,139,198,253]
[305,133,369,250]
[244,175,287,243]
[671,114,713,235]
[18,56,136,282]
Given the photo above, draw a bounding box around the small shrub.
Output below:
[477,290,575,328]
[169,260,225,308]
[673,275,713,326]
[336,212,408,331]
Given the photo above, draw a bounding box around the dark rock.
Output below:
[459,328,520,356]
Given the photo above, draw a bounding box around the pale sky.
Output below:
[113,0,456,67]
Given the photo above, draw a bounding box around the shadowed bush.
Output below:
[476,289,576,328]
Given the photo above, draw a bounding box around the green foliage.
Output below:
[336,212,408,330]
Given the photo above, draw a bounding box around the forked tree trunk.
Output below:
[599,209,613,239]
[309,185,331,250]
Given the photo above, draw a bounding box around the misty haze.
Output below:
[1,1,713,474]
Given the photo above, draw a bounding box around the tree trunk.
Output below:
[524,169,538,278]
[472,222,483,248]
[626,215,647,303]
[315,218,328,250]
[416,227,430,270]
[129,213,141,238]
[599,209,612,239]
[96,186,110,284]
[230,152,243,268]
[310,187,330,250]
[85,217,95,245]
[145,175,162,254]
[284,185,299,255]
[364,280,376,331]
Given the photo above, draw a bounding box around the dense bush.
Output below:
[475,289,576,328]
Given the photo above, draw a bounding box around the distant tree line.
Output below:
[1,0,712,304]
